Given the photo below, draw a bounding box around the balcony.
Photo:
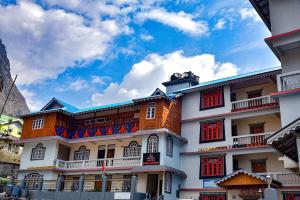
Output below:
[231,95,278,112]
[55,156,141,170]
[232,132,272,148]
[55,121,139,140]
[257,172,300,186]
[280,72,300,91]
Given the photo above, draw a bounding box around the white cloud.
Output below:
[68,79,88,91]
[140,34,154,41]
[92,76,112,86]
[214,18,226,30]
[90,51,238,105]
[20,89,43,111]
[0,1,126,85]
[136,8,208,36]
[240,8,261,22]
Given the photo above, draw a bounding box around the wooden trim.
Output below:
[200,88,225,111]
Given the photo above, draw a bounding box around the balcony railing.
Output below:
[281,72,300,91]
[55,156,141,170]
[232,132,272,148]
[55,121,139,139]
[231,95,278,112]
[257,172,300,186]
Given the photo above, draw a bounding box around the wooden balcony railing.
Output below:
[55,121,139,139]
[232,132,272,148]
[232,95,278,112]
[281,72,300,91]
[54,156,141,170]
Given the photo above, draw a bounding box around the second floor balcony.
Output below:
[231,95,278,112]
[232,132,273,148]
[280,71,300,91]
[54,156,141,170]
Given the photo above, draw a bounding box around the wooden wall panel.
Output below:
[139,100,164,130]
[21,113,57,139]
[162,98,182,134]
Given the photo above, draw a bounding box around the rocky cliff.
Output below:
[0,39,30,116]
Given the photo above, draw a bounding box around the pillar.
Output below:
[101,175,107,200]
[225,153,233,175]
[130,175,137,200]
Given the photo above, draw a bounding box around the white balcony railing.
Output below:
[55,156,141,170]
[281,72,300,91]
[232,95,278,111]
[232,132,273,147]
[257,172,300,186]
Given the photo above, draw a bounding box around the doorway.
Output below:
[146,174,159,200]
[107,144,115,166]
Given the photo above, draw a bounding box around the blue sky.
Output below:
[0,0,280,111]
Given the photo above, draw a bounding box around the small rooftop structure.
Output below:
[162,71,199,94]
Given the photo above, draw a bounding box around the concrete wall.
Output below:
[236,152,290,173]
[280,48,300,74]
[279,93,300,126]
[181,86,231,121]
[234,114,281,136]
[269,0,300,35]
[234,83,277,101]
[68,138,142,161]
[20,140,59,169]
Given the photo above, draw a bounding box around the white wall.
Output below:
[269,0,300,35]
[181,86,231,120]
[279,93,300,126]
[20,140,59,169]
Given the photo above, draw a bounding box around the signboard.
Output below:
[143,153,160,165]
[203,179,219,188]
[114,192,131,199]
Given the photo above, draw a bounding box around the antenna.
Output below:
[0,74,18,116]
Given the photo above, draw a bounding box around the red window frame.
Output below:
[201,121,224,142]
[200,156,225,178]
[284,194,300,200]
[200,194,226,200]
[201,88,223,110]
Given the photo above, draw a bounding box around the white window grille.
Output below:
[164,172,172,193]
[74,146,90,160]
[124,141,141,157]
[32,118,44,130]
[147,135,159,153]
[31,143,46,160]
[166,136,173,157]
[146,105,156,119]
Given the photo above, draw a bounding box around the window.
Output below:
[230,92,237,102]
[283,192,300,200]
[200,120,224,143]
[247,89,262,99]
[200,156,225,178]
[200,193,226,200]
[123,141,141,157]
[74,146,90,160]
[251,159,266,173]
[201,88,224,110]
[31,143,46,160]
[164,172,172,193]
[24,173,42,190]
[147,135,159,153]
[96,118,105,123]
[166,136,173,157]
[32,118,44,130]
[249,123,265,134]
[146,103,156,119]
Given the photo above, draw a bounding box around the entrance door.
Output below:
[97,145,106,167]
[107,144,115,166]
[146,174,158,200]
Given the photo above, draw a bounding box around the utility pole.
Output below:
[0,74,18,116]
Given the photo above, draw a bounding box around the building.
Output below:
[0,115,23,178]
[17,89,185,200]
[17,0,300,199]
[17,68,300,200]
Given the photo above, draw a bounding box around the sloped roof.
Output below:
[41,98,79,112]
[215,169,267,186]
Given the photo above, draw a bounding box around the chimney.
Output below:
[162,71,199,94]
